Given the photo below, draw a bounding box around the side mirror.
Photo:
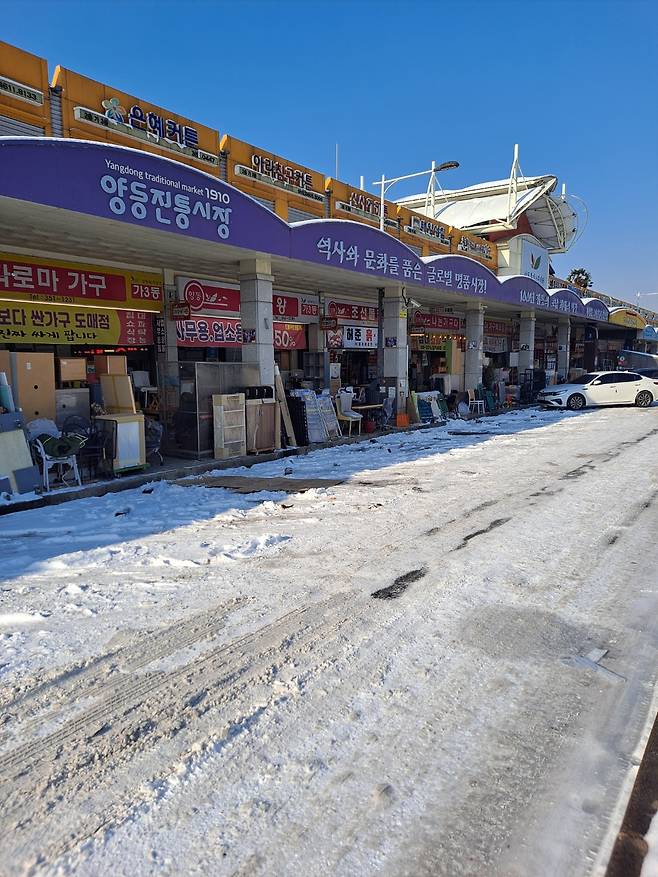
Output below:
[591,379,602,385]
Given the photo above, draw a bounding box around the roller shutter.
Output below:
[288,207,319,223]
[0,113,44,137]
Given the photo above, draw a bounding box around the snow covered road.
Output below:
[1,406,657,876]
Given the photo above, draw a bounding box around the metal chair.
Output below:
[62,414,104,481]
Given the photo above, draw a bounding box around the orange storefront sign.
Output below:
[451,228,497,270]
[0,253,163,312]
[52,67,220,175]
[221,135,325,220]
[0,41,50,134]
[396,205,451,256]
[326,179,399,233]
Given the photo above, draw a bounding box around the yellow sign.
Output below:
[52,67,220,175]
[0,41,50,133]
[0,300,153,347]
[452,228,497,270]
[396,205,451,257]
[0,252,163,313]
[608,308,647,329]
[326,179,399,232]
[221,135,325,220]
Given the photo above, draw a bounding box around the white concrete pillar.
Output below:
[239,257,275,387]
[557,318,571,379]
[518,311,536,376]
[464,303,485,390]
[383,287,408,410]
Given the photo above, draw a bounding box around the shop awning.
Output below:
[0,138,605,322]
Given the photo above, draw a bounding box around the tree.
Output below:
[567,268,592,290]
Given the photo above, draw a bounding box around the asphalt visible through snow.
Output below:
[0,406,657,877]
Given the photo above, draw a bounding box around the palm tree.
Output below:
[567,268,592,290]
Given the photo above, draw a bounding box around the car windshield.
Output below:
[569,373,598,385]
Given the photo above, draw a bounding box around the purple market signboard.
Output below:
[0,138,290,256]
[0,138,609,322]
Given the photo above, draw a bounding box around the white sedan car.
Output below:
[537,371,658,410]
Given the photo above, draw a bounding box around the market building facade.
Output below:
[0,39,653,460]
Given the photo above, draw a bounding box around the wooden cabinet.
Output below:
[212,393,246,460]
[245,399,280,454]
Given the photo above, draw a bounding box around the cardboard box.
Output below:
[58,357,88,383]
[94,355,127,376]
[10,352,56,421]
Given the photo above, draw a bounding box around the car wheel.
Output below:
[635,390,653,408]
[567,393,586,411]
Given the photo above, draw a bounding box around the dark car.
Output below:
[635,367,658,379]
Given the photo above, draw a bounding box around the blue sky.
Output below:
[3,0,658,304]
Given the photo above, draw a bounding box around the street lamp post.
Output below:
[373,160,459,232]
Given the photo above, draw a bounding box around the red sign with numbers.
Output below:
[273,323,306,350]
[0,253,163,311]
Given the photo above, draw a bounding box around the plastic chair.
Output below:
[467,389,485,416]
[336,391,363,437]
[26,418,82,492]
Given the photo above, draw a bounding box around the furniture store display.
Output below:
[274,365,296,447]
[61,414,106,481]
[94,413,146,475]
[0,411,41,496]
[94,355,127,376]
[100,374,137,415]
[55,388,91,427]
[144,418,164,465]
[161,362,259,457]
[287,390,334,444]
[58,357,88,383]
[245,398,280,454]
[25,418,83,492]
[7,352,56,421]
[336,390,362,436]
[212,393,246,460]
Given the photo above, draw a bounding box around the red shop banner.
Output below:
[178,277,241,313]
[327,300,378,322]
[273,293,320,319]
[413,312,461,331]
[117,310,154,345]
[274,322,306,350]
[176,316,243,347]
[176,317,305,349]
[0,253,163,311]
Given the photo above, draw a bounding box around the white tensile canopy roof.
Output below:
[395,173,582,254]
